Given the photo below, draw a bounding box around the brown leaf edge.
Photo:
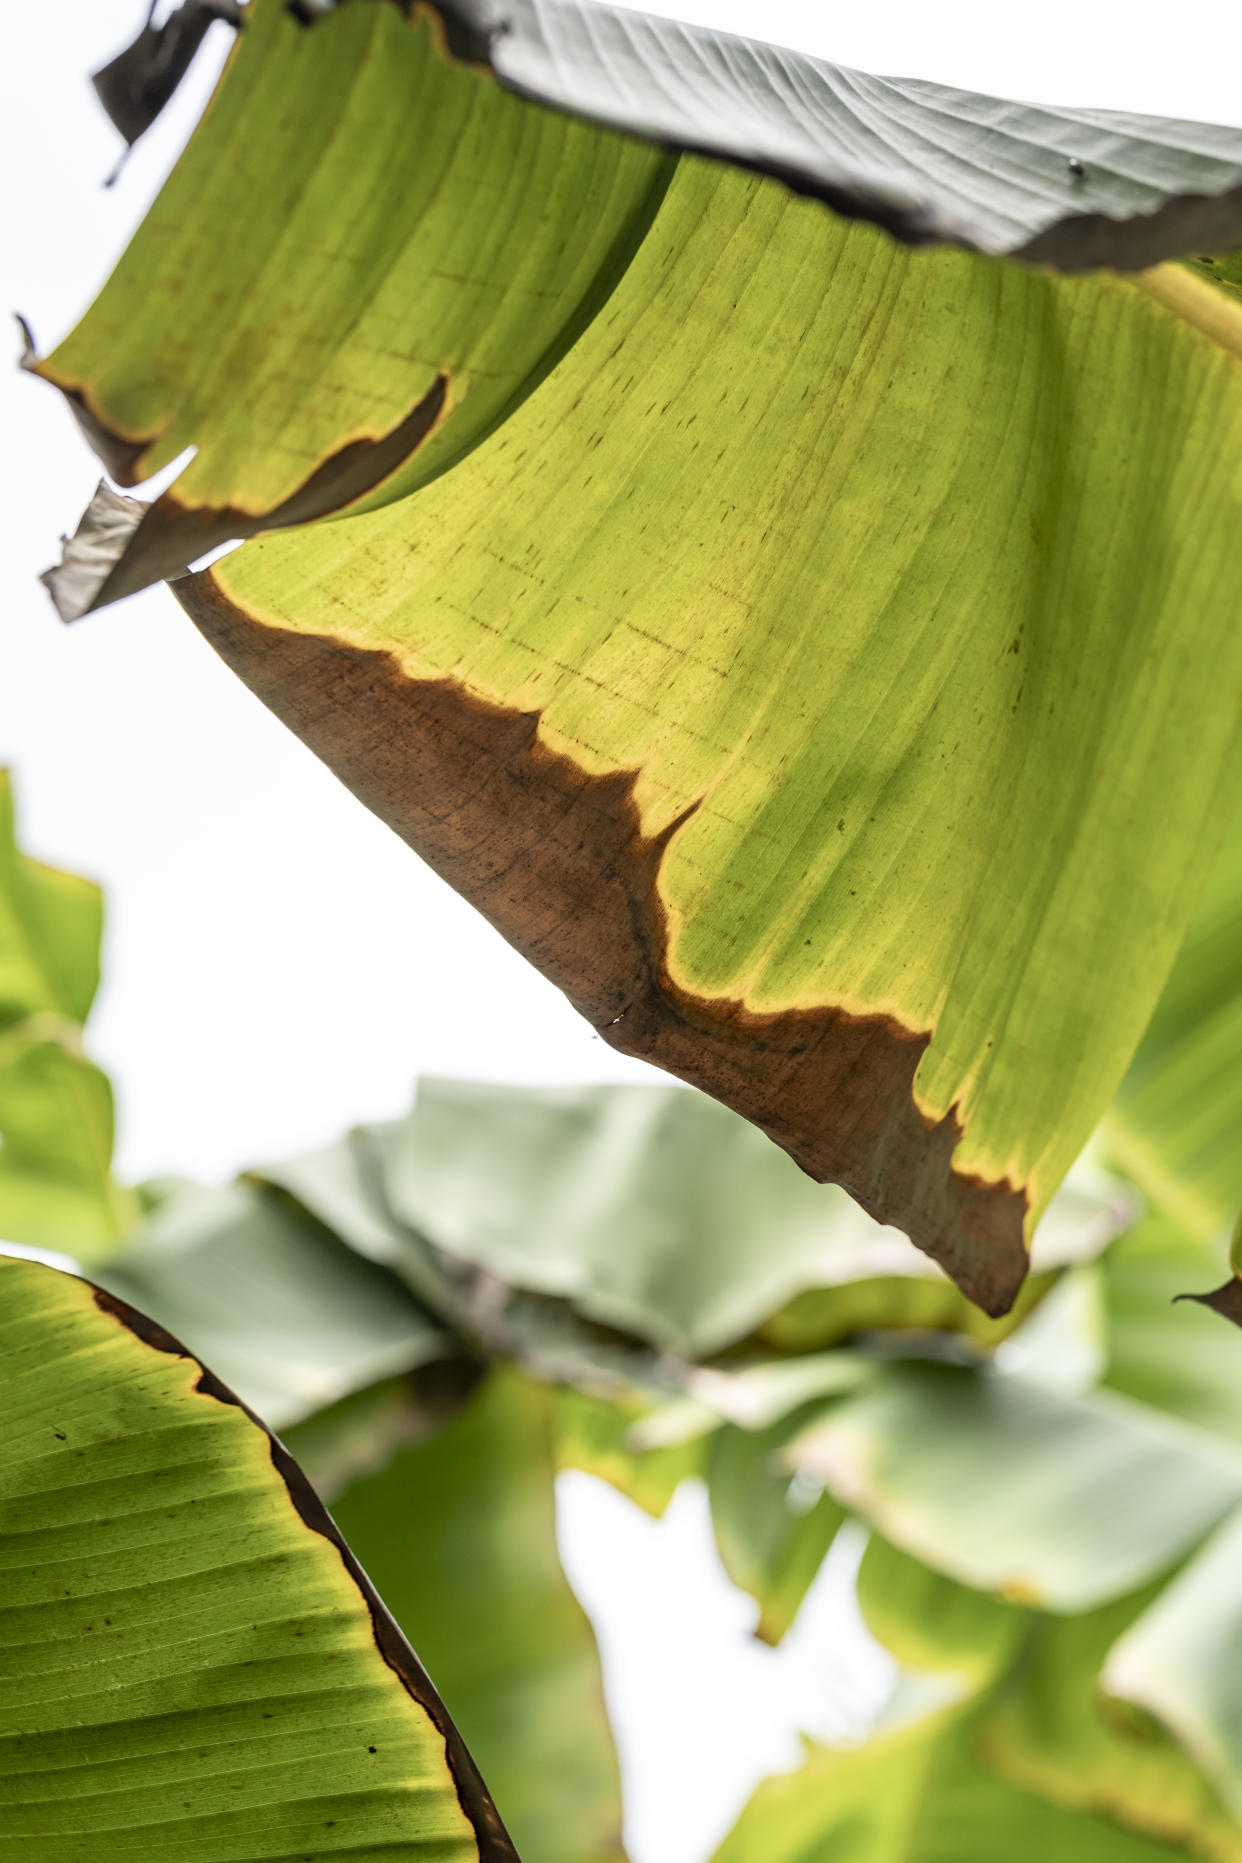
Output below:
[29,322,449,622]
[84,1272,522,1863]
[175,579,1030,1317]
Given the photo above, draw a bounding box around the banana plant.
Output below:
[3,779,1242,1860]
[29,0,1242,1313]
[13,1072,1241,1863]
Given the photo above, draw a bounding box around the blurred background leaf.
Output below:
[0,770,135,1255]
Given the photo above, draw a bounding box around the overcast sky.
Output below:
[4,5,1242,1861]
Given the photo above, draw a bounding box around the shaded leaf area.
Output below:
[706,1417,847,1645]
[856,1534,1026,1690]
[850,1534,1242,1863]
[316,1078,1097,1359]
[1104,1509,1242,1831]
[105,1078,1123,1412]
[979,1588,1242,1863]
[288,1370,626,1863]
[185,159,1242,1316]
[345,0,1242,267]
[1108,801,1242,1243]
[0,772,133,1255]
[36,0,672,614]
[726,1212,1242,1859]
[788,1359,1242,1612]
[709,1705,1193,1863]
[0,1256,515,1863]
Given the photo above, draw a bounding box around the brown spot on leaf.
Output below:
[175,582,1029,1315]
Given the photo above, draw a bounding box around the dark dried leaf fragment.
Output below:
[1175,1280,1242,1330]
[94,0,243,149]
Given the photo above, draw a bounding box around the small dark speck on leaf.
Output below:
[1066,156,1085,179]
[52,1429,66,1440]
[368,1746,378,1755]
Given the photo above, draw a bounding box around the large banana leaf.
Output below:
[289,1369,627,1863]
[325,1079,1120,1356]
[179,171,1242,1321]
[0,773,133,1255]
[41,0,1242,1314]
[0,1255,515,1863]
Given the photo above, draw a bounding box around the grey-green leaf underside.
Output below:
[421,0,1242,266]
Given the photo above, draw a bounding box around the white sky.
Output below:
[3,5,1241,1861]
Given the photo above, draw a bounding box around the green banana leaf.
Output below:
[33,0,670,614]
[786,1360,1242,1609]
[975,1587,1242,1863]
[349,1078,1072,1357]
[849,1514,1242,1861]
[288,1369,627,1863]
[1098,1214,1242,1446]
[855,1532,1026,1690]
[552,1385,704,1520]
[0,772,100,1026]
[0,773,133,1255]
[41,0,1242,1316]
[175,149,1242,1317]
[0,1255,515,1863]
[709,1705,1194,1863]
[706,1416,847,1645]
[1103,1508,1242,1831]
[93,1175,454,1428]
[1108,802,1242,1244]
[258,1080,1127,1359]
